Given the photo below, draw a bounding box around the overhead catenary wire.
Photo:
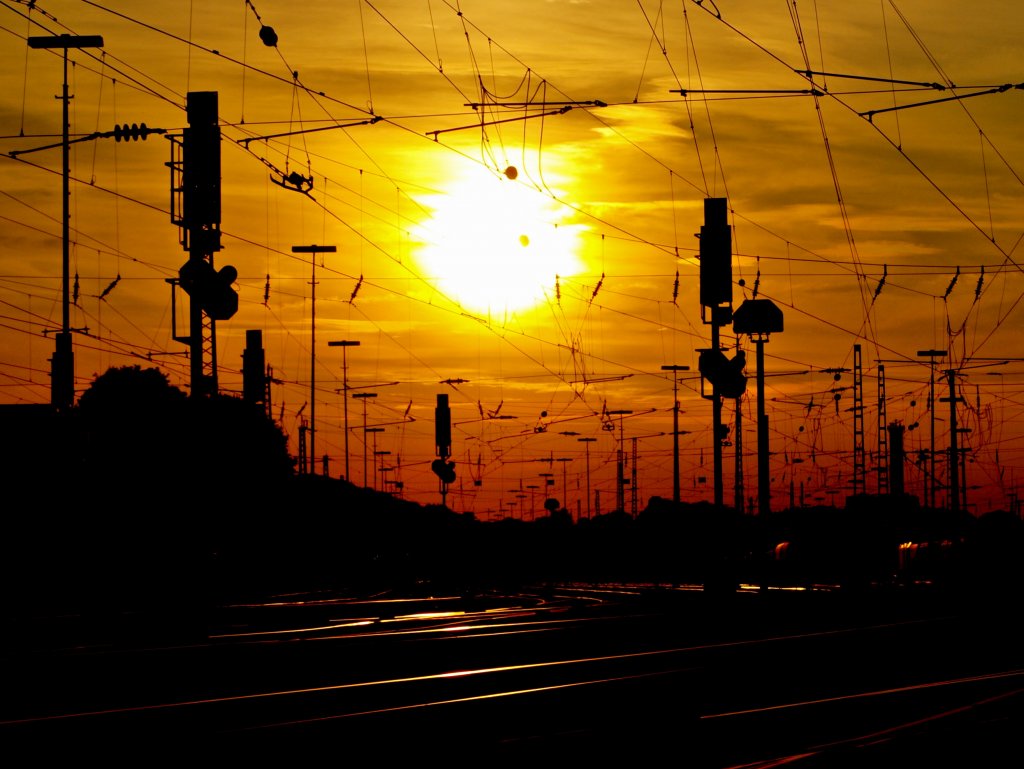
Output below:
[4,1,1024,507]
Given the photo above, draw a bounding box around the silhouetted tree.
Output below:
[77,364,186,413]
[75,365,292,495]
[66,366,293,636]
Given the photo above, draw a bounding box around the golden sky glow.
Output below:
[2,1,1024,516]
[410,160,587,315]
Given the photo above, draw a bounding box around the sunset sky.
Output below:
[2,1,1023,517]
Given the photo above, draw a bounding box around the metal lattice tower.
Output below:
[297,420,308,475]
[877,364,889,494]
[852,344,865,496]
[631,437,638,517]
[168,92,232,397]
[734,394,744,512]
[697,197,734,507]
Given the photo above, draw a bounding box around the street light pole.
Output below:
[328,340,360,481]
[661,365,690,503]
[733,299,784,515]
[29,35,104,411]
[754,336,770,514]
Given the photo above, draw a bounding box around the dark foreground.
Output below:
[2,583,1021,764]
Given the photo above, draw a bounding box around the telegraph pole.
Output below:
[941,368,963,513]
[539,472,555,511]
[27,35,104,410]
[734,385,744,512]
[578,437,596,519]
[661,364,690,503]
[293,245,336,474]
[631,436,639,517]
[608,409,632,512]
[353,392,378,487]
[555,457,573,514]
[852,344,865,496]
[328,340,360,481]
[15,44,169,405]
[877,364,889,494]
[917,349,947,508]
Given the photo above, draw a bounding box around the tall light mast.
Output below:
[27,34,104,411]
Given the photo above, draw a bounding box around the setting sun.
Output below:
[4,0,1024,518]
[413,165,586,315]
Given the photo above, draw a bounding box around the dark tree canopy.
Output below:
[77,365,186,414]
[74,366,293,502]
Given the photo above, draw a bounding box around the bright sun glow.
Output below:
[414,165,586,314]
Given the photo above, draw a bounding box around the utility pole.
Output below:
[297,418,308,474]
[877,364,889,494]
[918,349,947,508]
[631,436,639,518]
[661,364,690,503]
[292,245,336,474]
[734,387,744,512]
[756,336,770,513]
[555,457,572,514]
[539,471,556,514]
[607,409,632,512]
[941,368,963,513]
[888,421,906,496]
[852,344,865,497]
[352,392,378,487]
[27,34,104,411]
[366,429,385,488]
[328,340,360,481]
[373,450,391,492]
[539,472,555,516]
[578,437,597,519]
[526,484,540,519]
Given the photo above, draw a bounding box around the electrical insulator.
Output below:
[113,122,154,142]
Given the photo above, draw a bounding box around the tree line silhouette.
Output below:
[2,365,1022,644]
